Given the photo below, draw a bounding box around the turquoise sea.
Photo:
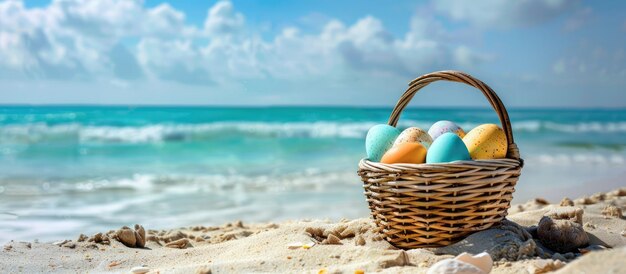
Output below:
[1,106,625,243]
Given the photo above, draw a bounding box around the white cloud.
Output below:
[204,1,244,35]
[0,0,488,88]
[434,0,579,28]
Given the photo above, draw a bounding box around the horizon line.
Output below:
[0,103,625,111]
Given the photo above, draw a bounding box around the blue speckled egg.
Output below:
[428,120,465,141]
[426,132,471,163]
[366,124,400,161]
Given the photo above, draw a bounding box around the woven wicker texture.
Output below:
[358,70,523,249]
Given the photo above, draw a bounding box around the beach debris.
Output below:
[575,197,594,205]
[559,197,574,206]
[107,261,122,267]
[527,259,565,274]
[378,250,409,268]
[130,266,150,274]
[607,188,626,198]
[135,224,146,248]
[117,227,137,247]
[545,206,584,225]
[88,232,111,245]
[114,225,145,248]
[622,229,626,237]
[53,240,69,246]
[583,222,596,229]
[537,216,589,253]
[322,234,342,245]
[165,238,190,249]
[195,266,212,274]
[303,241,316,249]
[590,192,606,203]
[578,244,607,254]
[77,234,88,242]
[161,231,186,243]
[62,241,76,249]
[286,241,316,249]
[3,244,12,251]
[355,235,366,246]
[354,269,365,274]
[601,205,623,218]
[427,252,492,274]
[534,198,550,206]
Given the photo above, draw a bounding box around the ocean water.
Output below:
[1,106,625,243]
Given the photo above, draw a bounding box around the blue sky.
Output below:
[1,0,625,107]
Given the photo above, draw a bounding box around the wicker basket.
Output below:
[358,70,523,249]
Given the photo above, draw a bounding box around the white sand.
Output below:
[1,188,625,273]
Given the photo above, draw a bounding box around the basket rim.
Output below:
[358,157,523,172]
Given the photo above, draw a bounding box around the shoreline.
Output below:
[1,188,625,273]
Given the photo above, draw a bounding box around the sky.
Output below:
[0,0,625,107]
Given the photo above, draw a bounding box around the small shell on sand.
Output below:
[426,252,492,274]
[355,235,366,246]
[115,225,146,248]
[527,259,565,274]
[559,198,574,207]
[322,234,342,245]
[130,266,150,274]
[165,238,190,249]
[455,252,493,273]
[601,205,623,218]
[578,244,607,254]
[117,227,136,248]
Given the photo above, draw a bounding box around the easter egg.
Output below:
[462,124,508,160]
[426,133,471,163]
[394,127,433,149]
[365,124,401,161]
[380,142,427,164]
[428,121,465,141]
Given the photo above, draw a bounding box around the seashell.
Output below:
[454,252,493,274]
[130,266,150,274]
[578,244,607,254]
[287,242,303,249]
[165,238,190,249]
[426,258,485,274]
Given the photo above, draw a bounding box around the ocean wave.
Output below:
[0,120,625,144]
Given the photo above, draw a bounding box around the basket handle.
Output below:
[387,70,520,160]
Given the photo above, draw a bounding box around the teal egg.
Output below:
[365,124,400,161]
[426,132,471,163]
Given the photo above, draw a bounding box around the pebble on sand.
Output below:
[537,216,589,253]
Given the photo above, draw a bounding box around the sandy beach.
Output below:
[1,188,624,274]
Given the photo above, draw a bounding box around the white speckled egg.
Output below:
[393,127,433,149]
[428,121,466,141]
[462,124,508,160]
[365,124,401,161]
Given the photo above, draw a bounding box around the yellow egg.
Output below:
[462,124,508,160]
[394,127,433,149]
[380,142,427,164]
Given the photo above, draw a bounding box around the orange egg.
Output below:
[380,142,427,164]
